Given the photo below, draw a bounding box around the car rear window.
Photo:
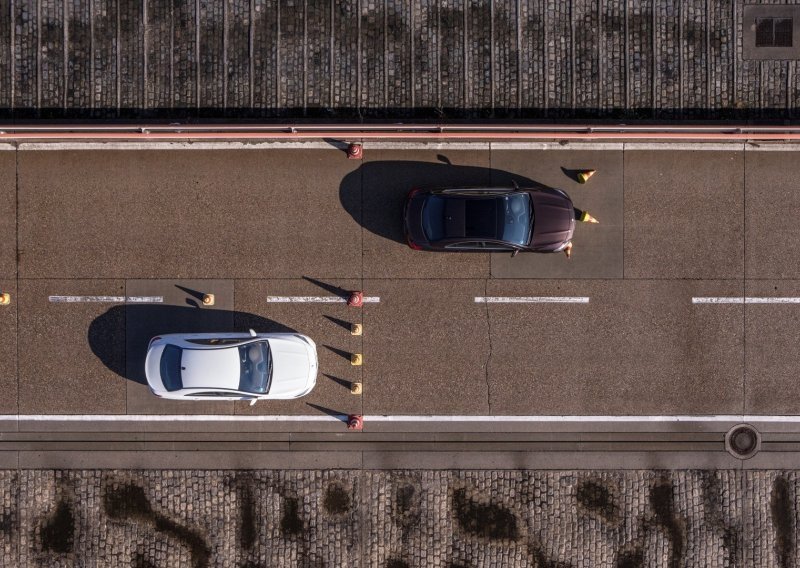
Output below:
[159,345,183,392]
[422,196,446,241]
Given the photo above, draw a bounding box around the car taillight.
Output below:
[407,188,420,199]
[407,236,422,250]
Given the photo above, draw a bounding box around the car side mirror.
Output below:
[249,398,258,406]
[511,249,519,258]
[249,329,257,337]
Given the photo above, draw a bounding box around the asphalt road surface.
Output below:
[1,141,798,419]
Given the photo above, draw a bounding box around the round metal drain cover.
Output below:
[725,424,761,460]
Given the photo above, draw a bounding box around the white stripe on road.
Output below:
[49,295,164,303]
[475,296,590,304]
[19,141,337,151]
[266,296,380,303]
[1,414,798,423]
[692,297,800,304]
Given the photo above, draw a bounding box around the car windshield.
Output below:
[159,345,184,392]
[238,341,272,394]
[498,193,533,246]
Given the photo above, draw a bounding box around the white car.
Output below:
[145,330,317,403]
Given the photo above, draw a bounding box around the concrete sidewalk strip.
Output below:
[266,296,380,303]
[692,297,800,304]
[48,295,163,303]
[474,296,590,303]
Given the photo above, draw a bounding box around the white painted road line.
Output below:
[475,296,590,304]
[266,296,380,303]
[692,297,800,304]
[1,414,799,423]
[48,295,164,303]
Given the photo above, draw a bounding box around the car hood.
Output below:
[268,337,316,396]
[529,192,575,248]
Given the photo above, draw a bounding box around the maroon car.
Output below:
[404,185,575,254]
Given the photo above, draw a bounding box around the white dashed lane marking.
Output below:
[692,297,800,304]
[266,296,381,303]
[48,296,164,303]
[474,296,590,304]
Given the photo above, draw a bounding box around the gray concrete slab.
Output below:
[0,279,17,414]
[362,279,490,414]
[124,279,235,414]
[485,280,744,415]
[489,150,624,278]
[18,450,364,469]
[232,279,363,417]
[0,452,17,468]
[0,152,15,278]
[358,151,491,279]
[745,151,800,279]
[362,450,741,469]
[18,149,362,279]
[18,279,127,414]
[744,280,800,414]
[624,150,744,279]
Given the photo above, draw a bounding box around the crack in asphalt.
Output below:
[483,279,493,413]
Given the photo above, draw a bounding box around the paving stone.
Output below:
[0,469,796,565]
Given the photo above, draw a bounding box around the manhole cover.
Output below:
[725,424,761,459]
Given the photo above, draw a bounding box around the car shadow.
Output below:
[339,160,540,244]
[88,305,297,385]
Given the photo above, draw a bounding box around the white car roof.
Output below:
[180,347,241,390]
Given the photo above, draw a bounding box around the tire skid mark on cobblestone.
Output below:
[39,0,65,113]
[103,482,211,568]
[452,486,519,541]
[119,0,144,110]
[649,477,685,568]
[39,497,74,554]
[770,476,794,568]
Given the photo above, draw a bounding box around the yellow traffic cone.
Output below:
[579,211,599,223]
[0,292,9,305]
[577,169,596,184]
[564,242,573,259]
[350,382,363,395]
[351,353,363,366]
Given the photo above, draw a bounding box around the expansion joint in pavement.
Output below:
[482,279,493,413]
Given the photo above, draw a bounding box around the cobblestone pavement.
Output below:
[0,469,798,567]
[0,0,799,120]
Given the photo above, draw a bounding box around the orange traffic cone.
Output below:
[564,242,573,259]
[577,169,596,184]
[579,211,599,223]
